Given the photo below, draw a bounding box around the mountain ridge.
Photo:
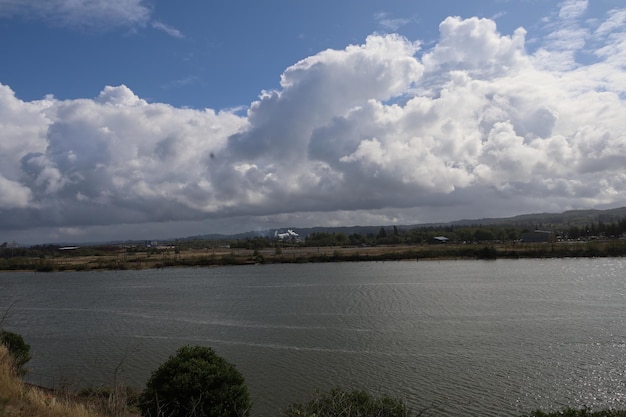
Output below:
[186,206,626,241]
[38,207,626,246]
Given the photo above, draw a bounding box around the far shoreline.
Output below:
[2,240,625,273]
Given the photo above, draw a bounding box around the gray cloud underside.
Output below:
[2,4,626,232]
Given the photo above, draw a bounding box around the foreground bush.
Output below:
[282,388,411,417]
[139,345,250,417]
[0,330,31,375]
[522,408,626,417]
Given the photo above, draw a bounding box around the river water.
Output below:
[1,259,625,416]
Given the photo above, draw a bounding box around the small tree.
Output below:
[0,330,31,375]
[139,345,250,417]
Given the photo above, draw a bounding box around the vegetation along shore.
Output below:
[2,339,626,417]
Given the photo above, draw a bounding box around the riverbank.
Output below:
[2,240,626,272]
[0,344,140,417]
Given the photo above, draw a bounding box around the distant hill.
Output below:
[448,207,626,228]
[56,206,626,246]
[186,207,626,241]
[185,225,391,241]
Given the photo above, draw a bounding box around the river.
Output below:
[1,258,625,416]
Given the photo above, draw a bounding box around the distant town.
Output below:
[2,207,626,272]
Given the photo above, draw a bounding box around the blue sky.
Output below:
[1,0,600,109]
[1,0,626,244]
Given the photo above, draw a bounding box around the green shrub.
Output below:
[0,330,31,375]
[139,345,250,417]
[521,408,626,417]
[282,388,410,417]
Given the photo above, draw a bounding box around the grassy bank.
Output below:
[2,240,626,272]
[1,344,119,417]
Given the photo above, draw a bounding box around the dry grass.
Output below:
[0,344,138,417]
[5,240,626,273]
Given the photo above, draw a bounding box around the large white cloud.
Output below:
[1,2,626,242]
[6,84,246,230]
[422,16,528,76]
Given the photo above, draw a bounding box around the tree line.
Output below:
[230,219,626,249]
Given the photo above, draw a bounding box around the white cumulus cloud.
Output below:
[1,3,626,242]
